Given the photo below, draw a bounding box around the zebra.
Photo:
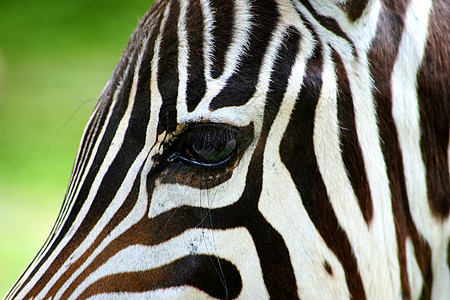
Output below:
[5,0,449,298]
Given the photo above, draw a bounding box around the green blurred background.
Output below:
[0,0,155,294]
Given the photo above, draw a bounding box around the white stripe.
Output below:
[71,228,268,299]
[315,42,401,298]
[259,14,351,298]
[183,0,253,121]
[86,289,214,300]
[175,0,189,118]
[202,0,215,82]
[391,0,450,298]
[293,1,353,63]
[406,238,424,299]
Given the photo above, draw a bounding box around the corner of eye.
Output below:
[166,152,179,163]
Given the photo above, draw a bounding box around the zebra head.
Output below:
[7,0,449,299]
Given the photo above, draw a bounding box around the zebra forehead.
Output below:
[84,3,289,178]
[112,0,321,129]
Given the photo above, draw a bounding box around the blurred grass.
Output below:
[0,0,155,295]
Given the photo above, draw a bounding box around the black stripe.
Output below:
[297,1,356,56]
[66,105,101,198]
[266,27,300,113]
[234,28,301,299]
[369,1,433,298]
[79,255,242,300]
[341,0,369,22]
[417,0,449,219]
[56,110,101,234]
[210,0,234,79]
[209,0,280,110]
[333,50,373,224]
[157,0,180,135]
[186,0,207,112]
[279,41,366,299]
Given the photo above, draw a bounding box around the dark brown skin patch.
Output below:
[324,261,333,276]
[159,160,235,189]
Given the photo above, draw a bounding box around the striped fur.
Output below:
[6,0,449,299]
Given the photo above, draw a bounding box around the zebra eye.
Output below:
[176,124,238,167]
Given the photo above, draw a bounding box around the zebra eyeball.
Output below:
[177,124,238,167]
